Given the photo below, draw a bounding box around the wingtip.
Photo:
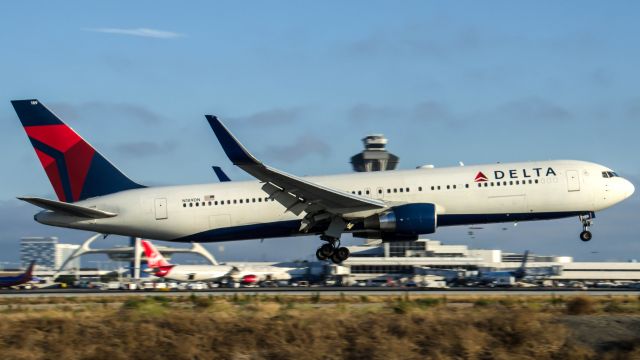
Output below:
[205,115,260,166]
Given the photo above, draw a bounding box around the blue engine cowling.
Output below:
[364,203,437,235]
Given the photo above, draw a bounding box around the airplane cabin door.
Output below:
[154,198,168,220]
[566,170,580,192]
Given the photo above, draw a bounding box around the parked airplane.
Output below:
[0,261,35,288]
[141,240,233,282]
[479,250,530,283]
[11,99,635,263]
[141,239,292,284]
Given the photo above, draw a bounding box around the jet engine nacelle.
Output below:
[364,203,437,236]
[241,274,259,284]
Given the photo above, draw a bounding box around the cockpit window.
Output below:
[602,171,619,178]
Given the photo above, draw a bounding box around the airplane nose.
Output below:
[623,179,635,198]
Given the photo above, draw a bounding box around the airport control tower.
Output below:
[350,134,399,172]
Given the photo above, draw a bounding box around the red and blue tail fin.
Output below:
[11,99,144,202]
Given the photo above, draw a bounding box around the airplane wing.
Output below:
[17,197,117,219]
[206,115,385,216]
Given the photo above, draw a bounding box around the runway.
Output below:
[0,287,638,298]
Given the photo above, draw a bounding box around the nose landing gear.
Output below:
[579,213,594,242]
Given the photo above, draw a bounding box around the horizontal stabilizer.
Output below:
[17,197,117,219]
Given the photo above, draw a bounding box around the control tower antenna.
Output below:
[350,134,399,172]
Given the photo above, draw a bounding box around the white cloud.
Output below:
[85,27,184,39]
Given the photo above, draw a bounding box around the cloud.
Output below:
[495,97,572,122]
[228,108,304,127]
[342,25,498,60]
[347,103,400,123]
[113,141,178,158]
[263,135,331,163]
[347,101,456,125]
[50,102,165,125]
[412,101,454,123]
[625,98,640,120]
[85,27,184,39]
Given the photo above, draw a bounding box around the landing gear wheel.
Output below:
[319,243,335,258]
[580,230,592,242]
[316,248,328,261]
[335,247,350,261]
[330,247,350,264]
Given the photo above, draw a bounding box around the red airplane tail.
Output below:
[141,240,172,268]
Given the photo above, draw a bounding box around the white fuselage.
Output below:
[34,160,634,242]
[155,265,234,282]
[153,263,294,283]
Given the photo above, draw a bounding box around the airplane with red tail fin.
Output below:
[11,99,635,264]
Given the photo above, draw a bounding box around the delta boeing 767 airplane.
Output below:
[11,99,635,263]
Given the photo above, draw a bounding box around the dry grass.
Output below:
[0,295,638,359]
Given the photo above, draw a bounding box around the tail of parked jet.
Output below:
[141,240,172,268]
[25,261,36,278]
[11,99,144,203]
[513,250,530,280]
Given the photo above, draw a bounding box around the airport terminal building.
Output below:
[333,238,640,284]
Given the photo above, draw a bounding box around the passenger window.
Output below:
[503,181,507,186]
[446,185,450,189]
[399,188,403,193]
[453,185,457,189]
[358,191,362,195]
[437,186,441,190]
[496,182,500,186]
[490,182,494,186]
[431,186,435,191]
[196,202,199,207]
[509,181,513,185]
[406,187,410,192]
[534,179,539,184]
[418,187,422,191]
[393,188,397,193]
[183,204,186,208]
[208,201,212,206]
[528,180,533,184]
[465,184,469,188]
[378,189,382,194]
[387,189,391,193]
[477,183,482,188]
[189,203,193,207]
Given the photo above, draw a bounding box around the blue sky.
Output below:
[0,1,638,265]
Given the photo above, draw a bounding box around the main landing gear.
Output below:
[316,235,351,264]
[315,216,351,264]
[579,213,594,242]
